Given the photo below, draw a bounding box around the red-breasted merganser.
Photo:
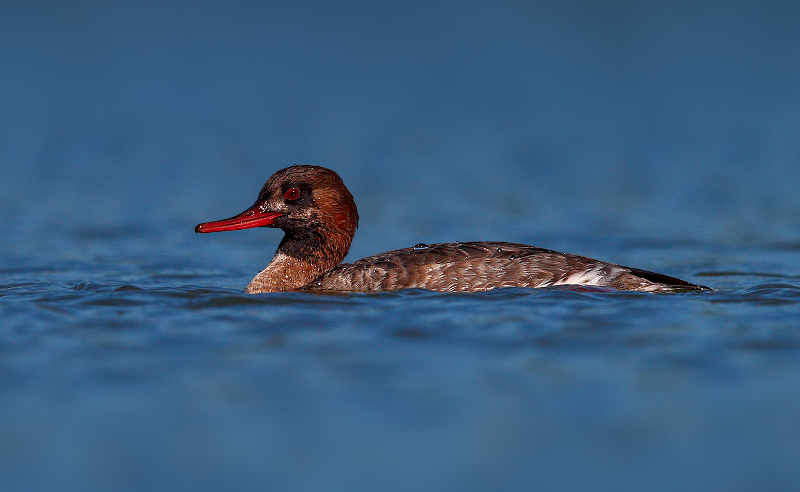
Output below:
[196,165,711,293]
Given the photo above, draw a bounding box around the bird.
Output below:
[195,165,711,294]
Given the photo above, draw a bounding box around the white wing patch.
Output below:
[552,264,615,286]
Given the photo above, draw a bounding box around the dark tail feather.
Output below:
[628,267,713,291]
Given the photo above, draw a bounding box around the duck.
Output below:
[195,165,711,294]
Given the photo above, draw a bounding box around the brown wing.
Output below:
[302,241,709,293]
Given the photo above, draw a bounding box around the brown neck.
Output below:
[244,229,351,293]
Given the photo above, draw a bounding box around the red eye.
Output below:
[284,188,300,200]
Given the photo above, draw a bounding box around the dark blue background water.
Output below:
[2,1,800,490]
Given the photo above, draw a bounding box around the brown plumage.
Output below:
[196,165,711,294]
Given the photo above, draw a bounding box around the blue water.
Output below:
[3,1,800,491]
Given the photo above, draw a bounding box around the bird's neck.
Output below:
[245,229,351,293]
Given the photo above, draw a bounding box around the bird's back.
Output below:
[303,241,711,293]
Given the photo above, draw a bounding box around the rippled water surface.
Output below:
[3,233,800,490]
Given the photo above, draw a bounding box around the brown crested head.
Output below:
[196,165,358,264]
[256,165,358,238]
